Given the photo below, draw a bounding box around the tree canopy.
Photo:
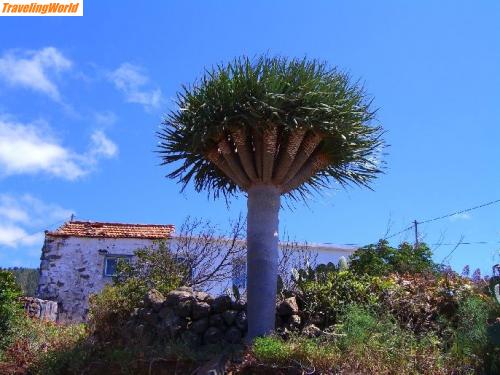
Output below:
[158,56,384,201]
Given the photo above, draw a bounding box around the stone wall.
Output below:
[121,287,327,347]
[122,286,248,346]
[21,297,58,322]
[37,235,158,323]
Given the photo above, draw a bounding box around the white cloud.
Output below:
[89,130,118,158]
[0,224,43,247]
[0,196,30,223]
[94,111,117,126]
[108,63,162,110]
[450,213,471,222]
[0,47,72,101]
[0,117,85,179]
[0,116,118,180]
[0,194,72,248]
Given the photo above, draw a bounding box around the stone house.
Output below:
[37,221,175,322]
[37,220,356,323]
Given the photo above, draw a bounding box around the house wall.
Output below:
[37,236,157,323]
[37,235,356,323]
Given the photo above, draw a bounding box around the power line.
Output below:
[418,198,500,225]
[441,237,465,264]
[384,225,414,240]
[342,240,500,247]
[383,198,500,243]
[431,241,500,246]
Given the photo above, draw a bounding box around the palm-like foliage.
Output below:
[158,56,384,200]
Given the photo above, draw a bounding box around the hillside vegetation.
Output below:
[1,242,499,374]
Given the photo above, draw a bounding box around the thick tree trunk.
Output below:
[246,184,280,340]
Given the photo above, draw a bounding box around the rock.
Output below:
[165,290,193,307]
[235,311,248,331]
[175,299,193,317]
[231,299,246,311]
[177,286,194,293]
[204,327,223,344]
[121,320,135,341]
[275,314,284,328]
[276,327,292,340]
[308,314,325,327]
[158,309,186,338]
[181,330,201,346]
[130,308,140,319]
[224,326,242,344]
[222,310,237,326]
[143,310,158,325]
[144,289,165,312]
[191,317,209,334]
[277,297,299,316]
[135,324,145,337]
[195,291,214,304]
[158,306,173,320]
[288,314,301,329]
[192,301,211,319]
[212,295,231,313]
[159,308,178,324]
[209,313,226,329]
[302,324,322,338]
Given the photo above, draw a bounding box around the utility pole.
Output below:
[413,220,419,249]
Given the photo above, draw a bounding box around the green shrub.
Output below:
[252,308,447,374]
[0,270,23,355]
[447,295,500,373]
[88,278,148,342]
[296,266,380,326]
[88,241,185,342]
[381,272,475,335]
[349,240,436,276]
[114,240,187,296]
[337,306,446,374]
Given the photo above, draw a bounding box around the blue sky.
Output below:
[0,0,498,275]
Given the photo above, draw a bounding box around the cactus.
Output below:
[338,256,349,271]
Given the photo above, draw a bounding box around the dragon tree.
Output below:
[158,56,384,340]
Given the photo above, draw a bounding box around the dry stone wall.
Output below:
[123,287,248,346]
[121,287,326,347]
[21,297,58,321]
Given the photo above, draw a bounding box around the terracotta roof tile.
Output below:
[46,221,175,239]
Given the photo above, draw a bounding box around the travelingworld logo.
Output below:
[1,0,83,16]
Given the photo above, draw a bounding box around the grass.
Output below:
[252,306,449,375]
